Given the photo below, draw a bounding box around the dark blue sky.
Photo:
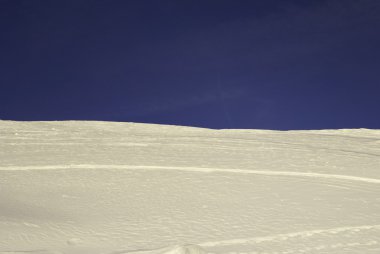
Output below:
[1,0,379,130]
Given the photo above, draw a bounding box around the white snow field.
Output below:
[0,121,379,254]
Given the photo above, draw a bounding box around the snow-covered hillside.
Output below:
[0,121,379,254]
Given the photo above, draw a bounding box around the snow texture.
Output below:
[0,121,379,254]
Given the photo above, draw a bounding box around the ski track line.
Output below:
[1,164,380,184]
[199,224,380,247]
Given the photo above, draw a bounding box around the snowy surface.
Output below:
[0,121,379,254]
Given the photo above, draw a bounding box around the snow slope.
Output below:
[0,121,379,254]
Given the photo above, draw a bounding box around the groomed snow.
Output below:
[0,121,379,254]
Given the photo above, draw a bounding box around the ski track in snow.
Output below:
[2,225,378,254]
[199,224,380,247]
[1,164,380,184]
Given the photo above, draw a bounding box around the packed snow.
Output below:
[0,121,379,254]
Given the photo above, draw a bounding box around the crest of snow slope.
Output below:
[0,121,379,254]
